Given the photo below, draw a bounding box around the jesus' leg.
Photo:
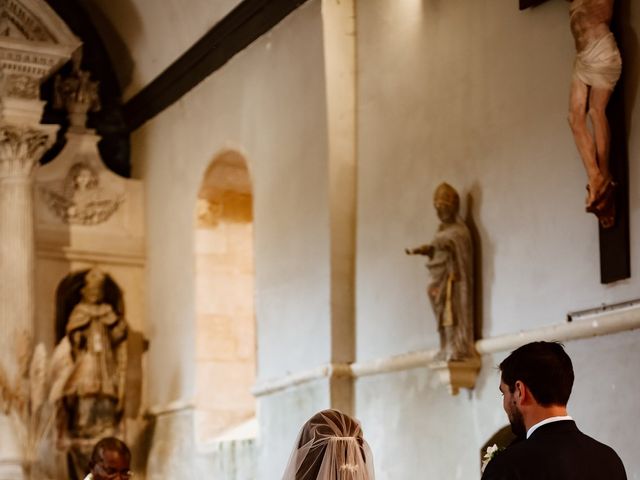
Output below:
[568,77,607,208]
[588,85,614,182]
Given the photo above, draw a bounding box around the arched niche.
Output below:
[194,150,256,443]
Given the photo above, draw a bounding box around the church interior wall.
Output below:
[353,1,640,478]
[135,4,337,476]
[119,0,640,478]
[81,0,246,100]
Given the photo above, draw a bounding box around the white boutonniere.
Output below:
[481,443,504,473]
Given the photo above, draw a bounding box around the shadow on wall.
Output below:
[465,182,494,341]
[80,0,140,94]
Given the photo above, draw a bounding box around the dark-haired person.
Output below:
[482,341,626,480]
[85,437,132,480]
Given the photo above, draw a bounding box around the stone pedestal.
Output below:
[428,357,482,395]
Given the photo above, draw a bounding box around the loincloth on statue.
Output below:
[573,32,622,90]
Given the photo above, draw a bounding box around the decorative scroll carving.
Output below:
[0,48,59,99]
[39,161,123,225]
[0,125,53,178]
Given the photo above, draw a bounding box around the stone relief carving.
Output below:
[0,125,53,177]
[4,73,39,98]
[49,268,128,480]
[39,161,123,225]
[405,182,477,362]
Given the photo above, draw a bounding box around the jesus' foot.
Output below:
[585,179,616,228]
[585,176,615,212]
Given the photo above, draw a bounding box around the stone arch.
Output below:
[194,150,256,442]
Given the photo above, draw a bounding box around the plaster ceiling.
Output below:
[81,0,245,101]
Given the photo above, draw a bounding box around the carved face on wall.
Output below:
[74,167,95,191]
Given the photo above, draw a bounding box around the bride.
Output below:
[282,409,375,480]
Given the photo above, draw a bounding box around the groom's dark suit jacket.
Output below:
[481,420,626,480]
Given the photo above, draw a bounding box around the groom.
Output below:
[482,341,626,479]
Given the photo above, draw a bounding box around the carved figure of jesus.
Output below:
[567,0,621,228]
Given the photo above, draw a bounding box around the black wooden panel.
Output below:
[519,0,549,10]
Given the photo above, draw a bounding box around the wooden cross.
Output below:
[520,0,631,283]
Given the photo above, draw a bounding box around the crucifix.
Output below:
[520,0,630,284]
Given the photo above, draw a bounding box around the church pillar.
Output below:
[0,4,78,471]
[0,112,57,480]
[323,0,357,414]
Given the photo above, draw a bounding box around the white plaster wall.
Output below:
[356,0,640,361]
[83,0,245,99]
[355,1,640,478]
[138,0,331,408]
[256,380,330,480]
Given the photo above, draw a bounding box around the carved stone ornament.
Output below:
[39,161,123,225]
[0,0,83,100]
[0,124,53,177]
[0,0,58,43]
[53,67,101,127]
[3,73,39,99]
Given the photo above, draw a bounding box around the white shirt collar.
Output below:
[526,415,573,439]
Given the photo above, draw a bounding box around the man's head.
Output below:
[433,182,459,223]
[89,437,131,480]
[498,342,574,437]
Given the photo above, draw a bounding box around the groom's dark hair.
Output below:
[500,341,574,406]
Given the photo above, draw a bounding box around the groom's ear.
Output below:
[514,380,526,404]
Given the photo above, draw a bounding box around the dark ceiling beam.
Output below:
[123,0,309,132]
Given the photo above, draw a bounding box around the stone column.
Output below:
[0,123,57,480]
[0,3,81,477]
[0,124,56,372]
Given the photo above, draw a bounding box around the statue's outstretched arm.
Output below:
[405,244,434,257]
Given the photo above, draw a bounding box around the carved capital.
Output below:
[0,125,55,179]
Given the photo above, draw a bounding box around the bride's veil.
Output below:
[282,409,375,480]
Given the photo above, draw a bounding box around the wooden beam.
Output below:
[519,0,549,10]
[123,0,308,131]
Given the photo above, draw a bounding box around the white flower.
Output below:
[481,443,501,473]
